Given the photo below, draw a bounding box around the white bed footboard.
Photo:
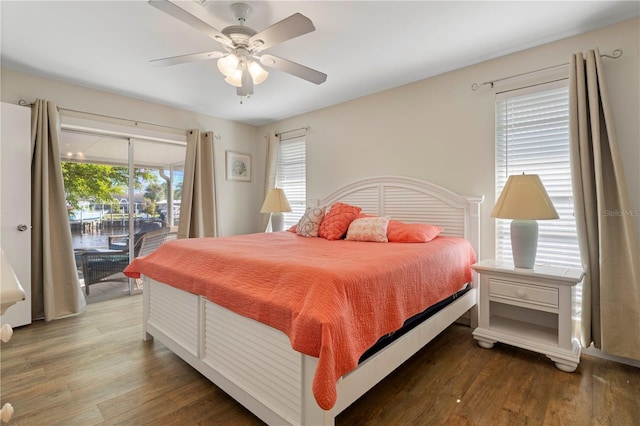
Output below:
[144,278,477,425]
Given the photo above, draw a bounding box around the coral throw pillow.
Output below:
[387,221,443,243]
[318,202,362,240]
[345,217,389,242]
[296,207,326,237]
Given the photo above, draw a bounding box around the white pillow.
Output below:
[345,216,389,242]
[296,207,326,237]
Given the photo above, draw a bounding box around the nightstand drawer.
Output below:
[489,278,558,309]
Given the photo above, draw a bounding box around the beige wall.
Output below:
[0,69,261,236]
[258,18,640,260]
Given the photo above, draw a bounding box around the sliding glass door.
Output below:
[60,131,185,301]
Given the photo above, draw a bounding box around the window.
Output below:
[278,137,306,229]
[495,81,580,269]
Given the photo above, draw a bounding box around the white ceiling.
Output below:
[2,1,638,126]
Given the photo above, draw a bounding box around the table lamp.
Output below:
[491,174,559,268]
[261,188,292,232]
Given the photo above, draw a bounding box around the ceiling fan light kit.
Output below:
[224,68,243,88]
[149,0,327,101]
[217,54,239,77]
[248,60,268,84]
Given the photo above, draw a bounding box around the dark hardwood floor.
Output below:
[1,295,638,425]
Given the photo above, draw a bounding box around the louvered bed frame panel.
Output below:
[319,175,481,244]
[142,176,483,425]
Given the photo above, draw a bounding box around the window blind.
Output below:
[278,137,306,229]
[495,82,581,269]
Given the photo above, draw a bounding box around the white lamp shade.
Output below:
[248,60,269,85]
[217,54,239,77]
[224,69,243,87]
[261,188,292,213]
[492,173,558,268]
[491,174,559,220]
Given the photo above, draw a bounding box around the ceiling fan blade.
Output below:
[249,13,315,52]
[150,50,224,66]
[260,54,327,85]
[148,0,232,47]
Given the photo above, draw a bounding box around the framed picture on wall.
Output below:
[226,151,251,182]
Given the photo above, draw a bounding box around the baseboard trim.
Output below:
[582,345,640,368]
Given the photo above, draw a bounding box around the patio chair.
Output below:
[137,227,171,257]
[108,221,162,251]
[80,227,169,295]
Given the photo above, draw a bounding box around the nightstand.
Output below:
[472,259,585,372]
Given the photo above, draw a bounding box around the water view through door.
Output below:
[61,131,185,303]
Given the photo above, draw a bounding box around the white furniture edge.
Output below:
[472,260,584,372]
[0,249,21,423]
[1,240,26,316]
[142,175,483,425]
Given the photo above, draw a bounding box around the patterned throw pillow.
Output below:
[318,202,362,240]
[345,217,390,242]
[296,207,326,237]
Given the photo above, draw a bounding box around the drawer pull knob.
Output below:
[516,289,527,298]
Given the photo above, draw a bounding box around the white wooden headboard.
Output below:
[317,175,484,260]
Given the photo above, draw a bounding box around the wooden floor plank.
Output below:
[1,294,638,425]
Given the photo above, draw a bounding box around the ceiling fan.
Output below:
[149,0,327,98]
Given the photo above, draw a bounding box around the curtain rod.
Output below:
[62,125,187,146]
[18,99,188,134]
[275,126,310,138]
[471,49,623,91]
[495,77,568,96]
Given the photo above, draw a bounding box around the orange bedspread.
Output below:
[124,232,475,410]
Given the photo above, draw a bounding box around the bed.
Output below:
[125,176,483,425]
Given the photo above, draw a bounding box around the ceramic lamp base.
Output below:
[510,219,538,269]
[270,213,285,232]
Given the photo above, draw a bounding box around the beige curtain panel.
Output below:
[31,99,86,321]
[178,130,217,239]
[262,132,281,231]
[569,49,640,361]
